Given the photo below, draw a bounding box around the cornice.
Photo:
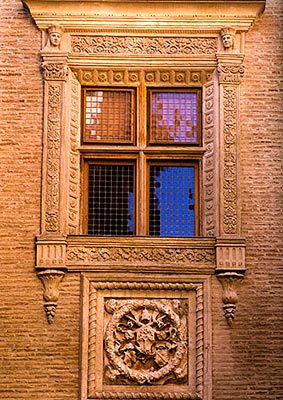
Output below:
[22,0,266,32]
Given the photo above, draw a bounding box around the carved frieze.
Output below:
[66,246,215,265]
[71,35,217,56]
[73,67,213,86]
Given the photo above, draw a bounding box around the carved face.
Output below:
[222,34,233,49]
[49,32,61,47]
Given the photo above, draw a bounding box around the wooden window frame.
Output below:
[82,84,202,237]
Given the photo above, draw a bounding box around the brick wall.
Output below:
[212,0,283,399]
[0,0,282,399]
[0,2,80,399]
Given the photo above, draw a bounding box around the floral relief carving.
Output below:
[42,62,69,81]
[217,65,244,85]
[71,36,217,56]
[104,299,188,385]
[203,80,216,237]
[68,74,80,234]
[222,86,238,234]
[45,82,62,232]
[66,246,215,265]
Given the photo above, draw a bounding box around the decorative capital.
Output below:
[217,64,245,85]
[37,269,65,324]
[41,62,69,81]
[216,271,245,326]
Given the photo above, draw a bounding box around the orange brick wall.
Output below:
[0,0,282,399]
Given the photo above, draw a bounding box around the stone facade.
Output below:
[0,1,282,400]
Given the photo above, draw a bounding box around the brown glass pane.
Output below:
[84,89,134,143]
[149,90,200,144]
[88,164,134,235]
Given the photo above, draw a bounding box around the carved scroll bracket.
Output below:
[216,237,246,326]
[37,269,65,324]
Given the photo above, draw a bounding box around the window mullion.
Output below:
[136,151,147,235]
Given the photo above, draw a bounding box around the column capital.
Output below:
[216,54,245,85]
[41,59,69,81]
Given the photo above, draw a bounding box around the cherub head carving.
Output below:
[47,25,64,48]
[220,27,236,51]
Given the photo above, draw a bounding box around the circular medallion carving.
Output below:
[104,299,187,385]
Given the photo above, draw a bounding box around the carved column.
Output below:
[216,43,246,325]
[217,53,244,237]
[36,41,70,323]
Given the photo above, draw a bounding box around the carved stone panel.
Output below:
[71,36,217,56]
[81,276,211,400]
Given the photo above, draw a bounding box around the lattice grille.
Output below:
[88,164,134,235]
[149,166,195,236]
[84,89,134,143]
[149,90,200,144]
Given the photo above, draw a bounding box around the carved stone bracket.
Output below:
[216,272,244,326]
[37,269,65,324]
[216,238,246,325]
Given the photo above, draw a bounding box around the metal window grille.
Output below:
[84,89,134,143]
[149,166,195,236]
[149,91,199,144]
[88,164,134,235]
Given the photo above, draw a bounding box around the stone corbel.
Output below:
[37,269,65,324]
[216,238,246,326]
[36,236,67,323]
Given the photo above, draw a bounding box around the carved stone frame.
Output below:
[80,273,212,400]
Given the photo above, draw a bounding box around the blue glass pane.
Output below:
[88,165,134,235]
[149,166,195,236]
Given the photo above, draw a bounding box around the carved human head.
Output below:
[47,25,64,47]
[220,27,236,50]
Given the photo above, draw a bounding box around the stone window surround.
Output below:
[23,0,266,323]
[22,1,265,399]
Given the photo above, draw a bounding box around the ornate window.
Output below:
[82,86,201,236]
[22,0,266,399]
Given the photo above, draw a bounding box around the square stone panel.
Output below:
[80,276,210,400]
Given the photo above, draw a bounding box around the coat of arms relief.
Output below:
[104,298,188,386]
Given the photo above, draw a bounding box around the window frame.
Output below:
[81,84,202,237]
